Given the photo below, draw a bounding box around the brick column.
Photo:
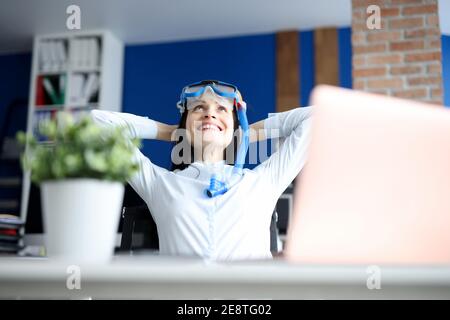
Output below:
[352,0,443,105]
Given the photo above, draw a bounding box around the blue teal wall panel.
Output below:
[299,30,315,107]
[442,35,450,107]
[338,27,353,90]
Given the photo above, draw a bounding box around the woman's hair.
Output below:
[170,108,239,171]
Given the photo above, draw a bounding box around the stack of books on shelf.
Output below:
[0,214,24,255]
[70,37,101,69]
[69,72,100,105]
[39,39,67,73]
[35,74,66,106]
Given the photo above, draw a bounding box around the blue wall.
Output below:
[338,27,353,90]
[442,35,450,108]
[299,30,315,107]
[0,53,31,135]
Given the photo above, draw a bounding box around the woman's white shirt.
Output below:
[91,107,313,260]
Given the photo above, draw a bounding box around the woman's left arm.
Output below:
[249,107,312,142]
[252,107,314,196]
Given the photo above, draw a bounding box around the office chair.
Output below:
[119,205,281,254]
[120,205,159,252]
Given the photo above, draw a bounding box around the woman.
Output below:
[91,80,313,260]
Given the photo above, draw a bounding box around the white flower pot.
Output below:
[41,179,124,263]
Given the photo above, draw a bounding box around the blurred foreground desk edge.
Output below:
[0,256,450,299]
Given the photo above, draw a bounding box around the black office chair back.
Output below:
[119,205,280,254]
[120,205,159,252]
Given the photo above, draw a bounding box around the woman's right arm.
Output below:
[90,110,176,203]
[90,109,177,141]
[156,122,178,142]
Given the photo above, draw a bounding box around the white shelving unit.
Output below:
[20,30,124,227]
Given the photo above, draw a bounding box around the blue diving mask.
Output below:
[177,80,242,114]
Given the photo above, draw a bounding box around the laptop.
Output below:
[285,85,450,265]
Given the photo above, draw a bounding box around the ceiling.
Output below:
[0,0,449,55]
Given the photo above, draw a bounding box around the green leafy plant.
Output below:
[17,112,141,184]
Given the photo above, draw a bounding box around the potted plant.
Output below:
[17,112,140,263]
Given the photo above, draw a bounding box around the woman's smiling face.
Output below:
[185,89,235,151]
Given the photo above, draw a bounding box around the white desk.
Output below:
[0,256,449,299]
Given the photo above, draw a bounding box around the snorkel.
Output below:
[177,80,250,198]
[206,100,249,197]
